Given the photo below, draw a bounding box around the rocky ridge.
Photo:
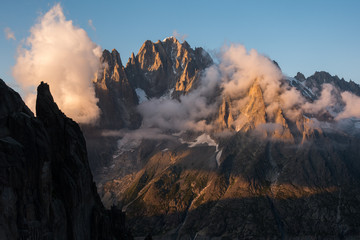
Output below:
[298,71,360,97]
[125,36,213,98]
[0,79,131,240]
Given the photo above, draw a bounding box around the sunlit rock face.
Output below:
[125,37,213,98]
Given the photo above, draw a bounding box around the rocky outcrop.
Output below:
[125,37,213,98]
[94,49,141,130]
[0,79,131,239]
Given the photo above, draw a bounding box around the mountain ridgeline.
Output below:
[92,37,213,129]
[85,37,360,239]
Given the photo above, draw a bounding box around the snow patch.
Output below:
[188,133,217,150]
[355,122,360,129]
[185,133,223,166]
[215,150,222,166]
[287,77,314,99]
[176,133,223,166]
[162,36,174,42]
[135,88,148,103]
[159,88,174,100]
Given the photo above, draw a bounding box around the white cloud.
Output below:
[302,84,336,114]
[12,3,101,124]
[336,91,360,120]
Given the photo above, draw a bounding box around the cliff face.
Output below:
[94,49,140,130]
[0,79,131,240]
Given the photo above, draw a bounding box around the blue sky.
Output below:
[1,0,360,89]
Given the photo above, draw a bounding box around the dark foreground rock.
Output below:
[0,79,132,240]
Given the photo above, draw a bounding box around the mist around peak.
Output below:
[136,43,360,141]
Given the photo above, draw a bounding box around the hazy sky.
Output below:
[1,0,360,90]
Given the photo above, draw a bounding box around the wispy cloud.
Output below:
[88,19,96,31]
[4,27,16,40]
[172,30,188,42]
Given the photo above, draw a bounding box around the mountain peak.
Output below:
[111,48,122,65]
[294,72,306,81]
[101,48,123,69]
[125,38,213,97]
[140,40,155,52]
[162,36,179,43]
[36,81,66,125]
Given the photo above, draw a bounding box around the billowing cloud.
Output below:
[4,27,16,40]
[138,65,221,132]
[336,91,360,120]
[12,3,101,124]
[302,84,337,114]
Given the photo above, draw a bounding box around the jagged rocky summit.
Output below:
[92,36,213,130]
[84,37,213,171]
[0,79,132,239]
